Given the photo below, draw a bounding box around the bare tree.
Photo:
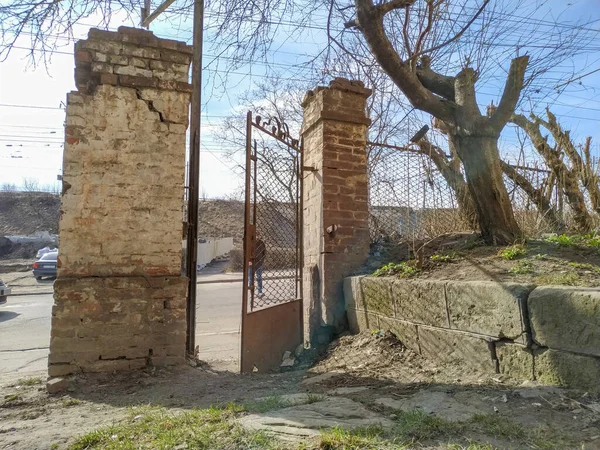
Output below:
[511,110,597,232]
[2,0,595,243]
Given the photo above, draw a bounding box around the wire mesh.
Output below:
[366,144,586,243]
[248,131,301,310]
[368,145,471,243]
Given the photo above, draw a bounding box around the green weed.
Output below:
[545,234,577,246]
[430,251,459,263]
[498,244,527,260]
[509,260,534,275]
[69,405,279,450]
[568,262,600,272]
[16,377,42,387]
[535,272,581,286]
[373,261,420,278]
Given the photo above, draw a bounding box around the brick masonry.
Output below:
[344,277,600,392]
[301,78,372,344]
[48,27,191,377]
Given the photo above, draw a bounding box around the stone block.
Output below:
[378,316,419,353]
[361,277,394,317]
[528,286,600,357]
[48,364,80,377]
[495,342,534,380]
[347,309,379,334]
[46,377,69,394]
[343,276,363,310]
[392,279,448,327]
[534,348,600,393]
[418,326,496,373]
[447,281,532,341]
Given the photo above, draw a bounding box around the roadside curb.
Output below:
[9,291,53,297]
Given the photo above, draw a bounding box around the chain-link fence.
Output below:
[367,144,574,243]
[368,145,471,243]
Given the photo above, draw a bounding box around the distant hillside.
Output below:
[0,192,60,235]
[0,192,247,243]
[198,199,245,244]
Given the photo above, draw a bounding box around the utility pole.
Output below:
[141,0,204,358]
[185,0,204,358]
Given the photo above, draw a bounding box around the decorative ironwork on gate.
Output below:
[240,111,303,373]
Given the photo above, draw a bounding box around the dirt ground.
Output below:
[366,232,600,287]
[2,333,600,449]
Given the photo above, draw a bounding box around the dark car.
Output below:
[0,278,10,305]
[33,251,58,280]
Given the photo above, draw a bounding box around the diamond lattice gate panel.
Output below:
[240,112,303,373]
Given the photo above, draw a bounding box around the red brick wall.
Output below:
[301,78,371,343]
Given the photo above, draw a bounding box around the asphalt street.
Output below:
[0,279,243,377]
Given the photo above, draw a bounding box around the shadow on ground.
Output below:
[1,362,599,449]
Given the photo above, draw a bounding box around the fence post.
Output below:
[300,78,372,345]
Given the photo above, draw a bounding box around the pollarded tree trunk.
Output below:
[511,113,594,232]
[417,139,477,229]
[354,0,530,244]
[450,134,521,244]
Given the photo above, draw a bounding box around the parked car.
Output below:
[33,251,58,280]
[0,278,10,305]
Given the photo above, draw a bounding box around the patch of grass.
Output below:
[447,443,496,450]
[3,394,22,403]
[471,414,525,440]
[16,376,42,387]
[21,410,44,420]
[306,393,324,404]
[243,396,292,413]
[545,234,577,246]
[319,425,399,450]
[498,244,527,260]
[471,414,576,450]
[69,405,280,450]
[535,271,581,286]
[50,445,59,450]
[394,409,463,441]
[320,410,462,449]
[568,262,600,272]
[533,253,548,260]
[584,233,600,248]
[373,261,420,278]
[430,251,459,263]
[62,398,82,407]
[508,260,534,275]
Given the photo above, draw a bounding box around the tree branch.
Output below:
[354,0,456,122]
[377,0,415,15]
[488,55,529,131]
[416,56,455,101]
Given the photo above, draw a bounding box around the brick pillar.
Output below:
[301,78,371,345]
[48,27,192,377]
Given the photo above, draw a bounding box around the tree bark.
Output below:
[451,134,521,244]
[417,139,477,228]
[354,0,528,244]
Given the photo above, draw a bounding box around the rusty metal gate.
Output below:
[241,111,303,373]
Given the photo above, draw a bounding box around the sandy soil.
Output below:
[367,233,600,287]
[2,334,600,449]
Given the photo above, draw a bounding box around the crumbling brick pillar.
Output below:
[301,78,371,345]
[48,27,192,377]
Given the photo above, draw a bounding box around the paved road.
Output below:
[0,280,242,377]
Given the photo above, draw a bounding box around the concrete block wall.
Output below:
[49,27,192,377]
[344,277,600,392]
[301,78,372,345]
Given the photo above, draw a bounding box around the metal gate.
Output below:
[241,111,303,373]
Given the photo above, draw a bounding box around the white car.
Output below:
[0,278,10,305]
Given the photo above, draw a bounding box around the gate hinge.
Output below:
[302,165,318,172]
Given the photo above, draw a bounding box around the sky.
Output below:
[0,0,599,198]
